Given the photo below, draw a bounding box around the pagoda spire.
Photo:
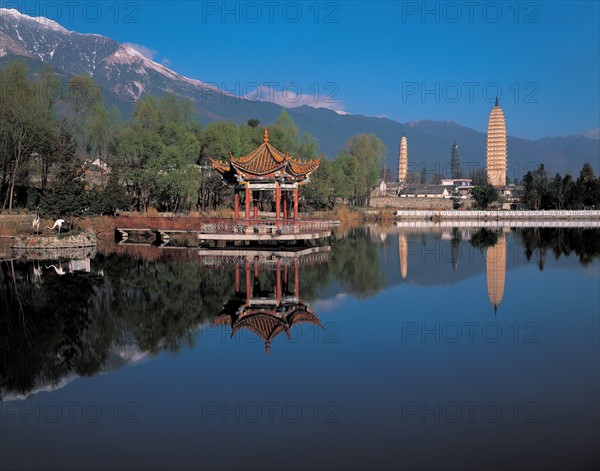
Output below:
[263,128,269,143]
[495,96,499,107]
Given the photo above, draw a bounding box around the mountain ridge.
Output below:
[1,7,598,176]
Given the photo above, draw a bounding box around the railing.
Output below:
[113,216,332,234]
[394,210,600,220]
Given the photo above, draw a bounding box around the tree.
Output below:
[247,118,260,128]
[66,75,102,154]
[522,164,550,210]
[88,174,130,215]
[576,162,600,208]
[420,165,427,184]
[550,173,574,210]
[302,158,339,210]
[83,102,121,162]
[451,187,462,210]
[472,183,499,209]
[114,94,202,212]
[471,167,487,186]
[338,134,387,206]
[0,62,55,211]
[40,120,88,219]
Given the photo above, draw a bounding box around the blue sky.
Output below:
[4,1,600,139]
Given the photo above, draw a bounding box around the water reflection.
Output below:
[208,247,329,354]
[1,226,599,402]
[486,232,506,313]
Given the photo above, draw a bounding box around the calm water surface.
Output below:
[1,225,599,470]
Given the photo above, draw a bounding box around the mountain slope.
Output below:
[1,8,598,176]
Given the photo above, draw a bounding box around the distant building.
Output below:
[398,133,408,183]
[398,185,451,198]
[441,178,473,197]
[83,158,111,188]
[486,97,507,187]
[441,178,472,187]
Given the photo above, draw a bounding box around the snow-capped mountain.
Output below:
[0,7,221,102]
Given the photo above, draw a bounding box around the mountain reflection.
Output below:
[1,226,599,400]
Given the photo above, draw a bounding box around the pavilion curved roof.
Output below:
[210,128,320,181]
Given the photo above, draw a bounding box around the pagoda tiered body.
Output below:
[210,129,320,226]
[486,98,507,187]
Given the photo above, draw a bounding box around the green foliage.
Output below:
[451,188,462,210]
[0,63,391,213]
[472,183,500,209]
[88,174,130,215]
[40,121,88,218]
[0,61,55,211]
[522,163,599,210]
[114,94,202,212]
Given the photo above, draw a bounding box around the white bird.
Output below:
[32,214,41,234]
[45,264,66,276]
[45,219,65,234]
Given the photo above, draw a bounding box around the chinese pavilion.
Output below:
[210,129,320,227]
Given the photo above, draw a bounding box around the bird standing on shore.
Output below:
[45,219,65,234]
[32,214,41,234]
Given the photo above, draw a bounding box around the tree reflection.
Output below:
[4,226,596,398]
[517,228,600,270]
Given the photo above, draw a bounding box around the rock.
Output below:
[11,232,98,250]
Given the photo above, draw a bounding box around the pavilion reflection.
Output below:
[202,246,330,354]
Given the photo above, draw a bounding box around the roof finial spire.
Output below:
[263,128,269,143]
[495,96,499,107]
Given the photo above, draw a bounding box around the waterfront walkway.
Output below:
[113,216,333,244]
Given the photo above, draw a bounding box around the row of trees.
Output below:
[522,163,600,210]
[0,61,386,217]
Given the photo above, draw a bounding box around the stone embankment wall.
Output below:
[11,232,98,249]
[369,197,455,210]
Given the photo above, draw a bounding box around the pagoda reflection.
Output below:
[486,232,506,314]
[206,247,330,354]
[398,233,408,280]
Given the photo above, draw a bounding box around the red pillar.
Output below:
[294,260,299,298]
[294,187,299,220]
[253,191,258,223]
[283,193,288,223]
[275,184,281,228]
[245,259,251,305]
[234,191,239,220]
[276,259,281,304]
[235,262,240,292]
[245,185,250,227]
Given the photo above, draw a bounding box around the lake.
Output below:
[1,225,599,470]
